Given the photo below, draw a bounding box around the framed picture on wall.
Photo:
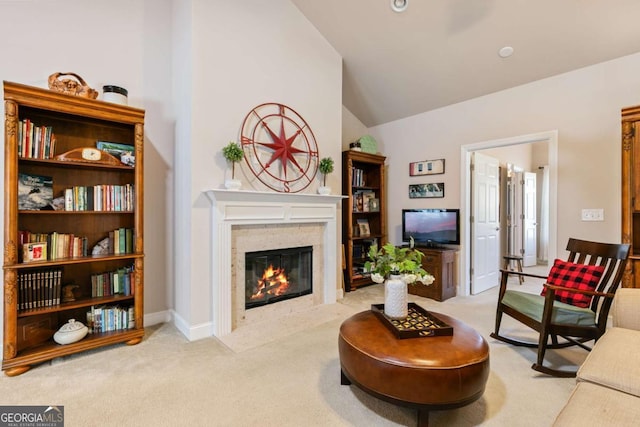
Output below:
[409,159,445,176]
[409,183,445,199]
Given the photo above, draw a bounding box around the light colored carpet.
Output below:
[0,272,583,426]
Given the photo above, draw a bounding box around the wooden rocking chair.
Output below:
[490,238,630,377]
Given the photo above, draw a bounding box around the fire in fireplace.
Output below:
[245,246,313,309]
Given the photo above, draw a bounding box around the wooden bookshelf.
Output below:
[342,151,387,291]
[2,81,145,376]
[622,105,640,288]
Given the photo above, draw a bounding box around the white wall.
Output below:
[172,0,194,329]
[370,52,640,292]
[0,0,175,351]
[342,106,368,150]
[172,0,343,339]
[482,144,534,172]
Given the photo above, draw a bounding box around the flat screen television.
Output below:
[402,209,460,246]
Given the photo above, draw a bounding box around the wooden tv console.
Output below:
[408,247,457,302]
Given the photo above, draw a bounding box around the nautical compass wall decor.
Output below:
[240,102,319,193]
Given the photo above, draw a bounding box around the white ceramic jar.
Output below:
[53,319,88,345]
[102,85,128,105]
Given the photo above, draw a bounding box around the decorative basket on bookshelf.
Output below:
[47,72,98,99]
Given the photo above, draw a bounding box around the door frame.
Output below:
[459,130,558,297]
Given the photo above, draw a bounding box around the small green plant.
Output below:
[318,157,334,186]
[222,141,244,179]
[364,238,434,285]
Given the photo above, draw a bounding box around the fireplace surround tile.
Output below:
[233,223,324,329]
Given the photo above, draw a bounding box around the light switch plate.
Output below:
[581,209,604,221]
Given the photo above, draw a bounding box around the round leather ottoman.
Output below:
[339,310,490,426]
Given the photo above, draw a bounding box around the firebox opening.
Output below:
[245,246,313,309]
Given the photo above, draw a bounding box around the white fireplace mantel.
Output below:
[205,189,345,337]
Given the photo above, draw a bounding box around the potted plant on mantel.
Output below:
[317,157,334,195]
[365,238,435,319]
[222,141,244,190]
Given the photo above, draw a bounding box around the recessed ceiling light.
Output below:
[391,0,408,13]
[498,46,514,58]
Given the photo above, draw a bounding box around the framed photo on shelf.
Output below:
[96,141,135,166]
[357,218,371,237]
[409,159,444,176]
[361,191,375,212]
[353,192,364,212]
[18,173,53,210]
[409,183,445,199]
[369,198,380,212]
[22,241,48,263]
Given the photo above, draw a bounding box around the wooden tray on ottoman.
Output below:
[371,303,454,339]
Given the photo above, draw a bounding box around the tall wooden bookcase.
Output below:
[342,151,387,291]
[621,105,640,288]
[2,81,145,376]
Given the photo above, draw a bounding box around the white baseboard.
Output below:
[171,310,212,341]
[144,310,172,326]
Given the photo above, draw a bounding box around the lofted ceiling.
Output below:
[291,0,640,127]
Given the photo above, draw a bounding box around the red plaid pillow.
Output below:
[540,259,605,308]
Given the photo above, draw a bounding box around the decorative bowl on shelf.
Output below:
[53,319,88,345]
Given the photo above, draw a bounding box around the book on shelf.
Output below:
[18,268,62,310]
[91,264,135,297]
[351,167,365,187]
[352,243,364,260]
[18,173,53,210]
[19,231,88,261]
[62,184,134,212]
[86,304,135,333]
[106,227,134,255]
[118,228,126,254]
[18,119,56,159]
[19,231,46,244]
[49,232,89,259]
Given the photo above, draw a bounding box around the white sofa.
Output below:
[553,288,640,426]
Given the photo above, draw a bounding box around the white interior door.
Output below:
[523,171,537,266]
[508,170,524,257]
[471,152,500,294]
